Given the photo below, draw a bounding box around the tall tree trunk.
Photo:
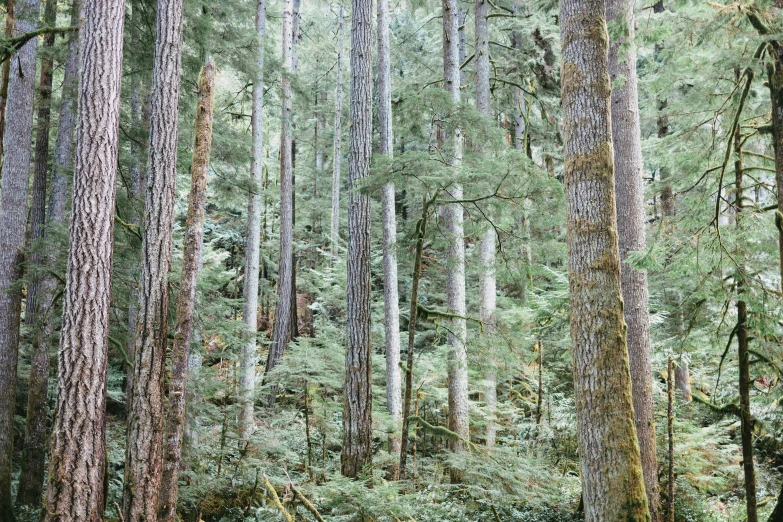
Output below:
[330,4,344,258]
[123,0,185,516]
[474,0,497,450]
[341,0,373,479]
[442,0,468,484]
[667,357,675,522]
[15,0,56,507]
[378,0,402,476]
[265,0,295,399]
[733,113,758,522]
[126,0,151,399]
[607,0,660,518]
[0,0,14,167]
[239,0,267,440]
[560,0,650,517]
[0,0,39,515]
[43,0,125,517]
[158,59,216,522]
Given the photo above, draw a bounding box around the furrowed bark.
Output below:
[378,0,402,476]
[239,0,267,440]
[158,59,216,522]
[123,0,185,516]
[442,0,468,484]
[0,0,40,514]
[607,0,660,517]
[0,0,13,166]
[341,0,373,478]
[44,0,125,517]
[560,0,650,517]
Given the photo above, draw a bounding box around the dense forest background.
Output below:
[1,0,783,520]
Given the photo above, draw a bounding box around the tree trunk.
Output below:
[607,0,660,517]
[157,59,216,522]
[239,0,267,441]
[123,0,185,516]
[399,196,433,478]
[15,0,57,507]
[560,0,650,517]
[265,0,295,394]
[474,0,497,450]
[341,0,373,478]
[330,4,344,258]
[441,0,468,485]
[378,0,401,476]
[43,0,125,517]
[0,0,39,515]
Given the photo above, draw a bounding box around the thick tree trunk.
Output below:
[123,0,185,516]
[560,0,650,518]
[341,0,373,478]
[442,0,468,484]
[474,0,497,450]
[378,0,401,476]
[43,0,125,518]
[606,0,660,518]
[265,0,295,392]
[15,0,57,507]
[0,0,39,515]
[158,59,216,522]
[239,0,267,440]
[330,4,344,258]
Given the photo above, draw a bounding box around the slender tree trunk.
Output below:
[607,0,660,517]
[157,59,216,522]
[560,0,650,517]
[0,0,39,514]
[239,0,267,440]
[123,0,185,516]
[15,0,57,507]
[0,0,14,167]
[378,0,401,476]
[126,0,151,399]
[399,196,432,478]
[733,119,758,522]
[442,0,468,484]
[341,0,373,478]
[474,0,497,450]
[265,0,295,394]
[43,0,125,518]
[330,4,344,257]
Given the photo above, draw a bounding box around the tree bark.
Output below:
[441,0,468,484]
[330,4,344,258]
[378,0,402,476]
[0,0,39,515]
[157,59,216,522]
[265,0,295,393]
[667,357,675,522]
[560,0,650,517]
[239,0,267,441]
[43,0,125,517]
[15,0,56,507]
[123,0,185,516]
[474,0,497,450]
[607,0,660,518]
[341,0,373,478]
